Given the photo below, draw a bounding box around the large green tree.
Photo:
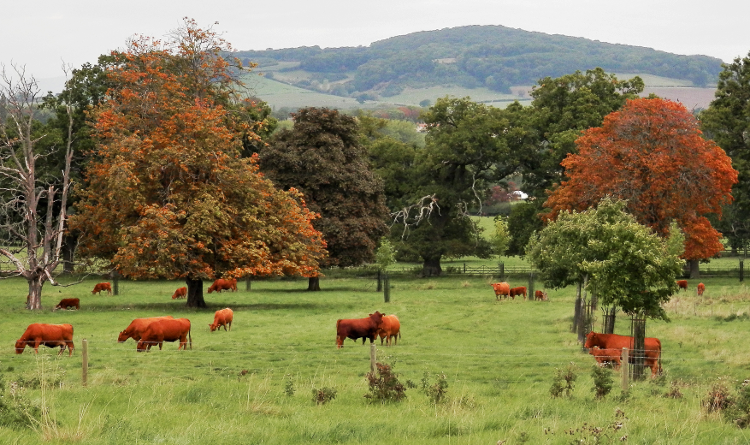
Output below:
[259,107,389,289]
[71,19,326,307]
[700,52,750,254]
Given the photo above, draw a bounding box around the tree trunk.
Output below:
[26,276,44,310]
[307,276,321,291]
[421,256,442,277]
[383,272,390,303]
[688,259,700,279]
[186,278,206,308]
[602,306,617,334]
[377,269,382,292]
[62,233,77,274]
[572,282,582,333]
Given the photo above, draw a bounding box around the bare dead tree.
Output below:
[390,194,440,239]
[0,64,75,309]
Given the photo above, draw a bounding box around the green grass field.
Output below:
[2,271,750,444]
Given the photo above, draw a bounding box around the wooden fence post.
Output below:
[370,342,376,373]
[621,348,629,392]
[498,263,505,281]
[740,260,744,282]
[383,273,391,303]
[528,273,534,302]
[245,277,251,292]
[82,338,88,387]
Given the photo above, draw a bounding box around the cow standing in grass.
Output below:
[335,311,385,348]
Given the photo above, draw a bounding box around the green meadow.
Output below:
[2,271,750,444]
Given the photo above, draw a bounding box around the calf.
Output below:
[676,280,688,292]
[697,283,705,297]
[377,315,401,346]
[534,290,548,301]
[490,282,510,300]
[172,287,187,299]
[15,323,74,356]
[92,282,112,295]
[136,318,192,352]
[118,316,175,343]
[336,311,385,348]
[589,346,622,369]
[209,308,234,332]
[53,298,80,311]
[509,286,527,300]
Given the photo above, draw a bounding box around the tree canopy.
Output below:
[545,97,737,264]
[70,19,326,307]
[527,198,684,321]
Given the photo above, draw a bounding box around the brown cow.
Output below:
[136,318,192,352]
[335,311,385,348]
[584,331,662,377]
[534,290,549,301]
[509,286,527,300]
[377,315,401,346]
[589,346,622,369]
[490,282,511,300]
[207,278,237,293]
[697,283,705,297]
[53,298,80,311]
[676,280,688,292]
[92,282,112,295]
[172,287,187,299]
[15,323,74,356]
[209,308,234,332]
[117,316,175,343]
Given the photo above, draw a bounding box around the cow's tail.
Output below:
[189,328,193,350]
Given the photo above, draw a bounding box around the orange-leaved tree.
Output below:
[70,19,327,307]
[545,98,737,276]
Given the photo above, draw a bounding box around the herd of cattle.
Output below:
[15,279,711,377]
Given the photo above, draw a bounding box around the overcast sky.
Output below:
[3,0,748,92]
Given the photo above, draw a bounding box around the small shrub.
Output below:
[565,408,628,444]
[703,383,731,413]
[550,363,577,398]
[591,365,614,399]
[726,379,750,428]
[0,378,42,429]
[284,375,295,397]
[364,362,407,403]
[422,371,448,404]
[664,382,683,399]
[311,387,337,405]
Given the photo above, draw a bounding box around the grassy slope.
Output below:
[1,272,750,444]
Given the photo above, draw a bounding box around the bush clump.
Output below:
[550,363,577,398]
[364,362,407,403]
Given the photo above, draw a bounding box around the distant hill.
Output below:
[235,25,723,112]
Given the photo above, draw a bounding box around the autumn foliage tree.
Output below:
[545,98,737,276]
[70,19,326,307]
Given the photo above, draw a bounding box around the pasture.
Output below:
[2,274,750,444]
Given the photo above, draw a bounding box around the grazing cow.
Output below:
[589,346,622,369]
[676,280,688,292]
[490,282,511,300]
[207,278,237,294]
[584,331,662,377]
[509,286,527,300]
[534,290,549,301]
[92,282,112,295]
[209,308,234,332]
[136,318,192,352]
[15,323,74,356]
[697,283,705,297]
[172,287,187,300]
[53,298,80,311]
[335,311,385,348]
[117,316,174,343]
[377,315,401,346]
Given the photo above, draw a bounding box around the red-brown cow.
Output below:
[15,323,74,356]
[509,286,527,300]
[172,287,187,299]
[490,282,511,300]
[335,311,385,348]
[53,298,80,311]
[589,346,622,369]
[136,318,192,352]
[676,280,688,292]
[92,282,112,295]
[377,315,401,346]
[534,290,549,301]
[697,282,705,297]
[584,331,662,377]
[207,278,237,293]
[209,308,234,332]
[117,316,175,343]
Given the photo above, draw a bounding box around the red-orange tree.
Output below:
[545,98,737,274]
[70,19,327,307]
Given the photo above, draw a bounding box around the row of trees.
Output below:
[1,18,747,315]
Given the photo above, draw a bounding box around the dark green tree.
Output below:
[259,107,390,289]
[700,52,750,254]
